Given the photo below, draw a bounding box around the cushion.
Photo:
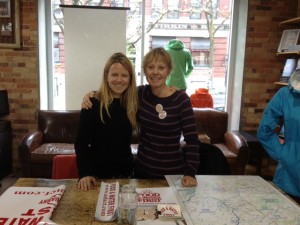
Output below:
[31,143,75,164]
[52,155,79,179]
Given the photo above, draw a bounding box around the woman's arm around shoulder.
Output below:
[82,91,96,109]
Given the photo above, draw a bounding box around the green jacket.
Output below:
[165,39,194,90]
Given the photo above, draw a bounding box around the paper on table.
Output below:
[0,185,66,225]
[137,221,181,225]
[136,187,184,223]
[95,181,119,222]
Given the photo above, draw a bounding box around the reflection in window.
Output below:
[167,0,179,19]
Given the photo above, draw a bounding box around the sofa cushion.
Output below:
[31,143,75,163]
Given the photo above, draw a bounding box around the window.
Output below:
[53,32,60,63]
[192,51,209,67]
[111,0,124,7]
[209,0,219,19]
[39,0,248,131]
[190,0,219,19]
[167,0,179,19]
[128,0,142,16]
[190,0,201,19]
[191,37,210,67]
[151,0,163,18]
[151,36,175,48]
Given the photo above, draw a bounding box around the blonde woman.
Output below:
[134,48,199,187]
[82,48,199,187]
[75,53,138,191]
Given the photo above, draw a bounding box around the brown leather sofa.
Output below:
[193,108,249,175]
[19,110,80,178]
[19,108,250,178]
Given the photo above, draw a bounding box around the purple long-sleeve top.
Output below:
[134,85,200,178]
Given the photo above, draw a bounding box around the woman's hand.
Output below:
[181,175,198,187]
[169,86,179,92]
[81,91,95,109]
[78,176,97,191]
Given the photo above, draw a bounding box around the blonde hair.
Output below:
[142,47,173,73]
[95,53,138,129]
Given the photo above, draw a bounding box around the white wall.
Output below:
[63,6,128,109]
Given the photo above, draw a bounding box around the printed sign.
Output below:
[0,185,66,225]
[95,181,119,222]
[136,187,183,222]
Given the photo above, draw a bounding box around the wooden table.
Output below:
[14,178,168,225]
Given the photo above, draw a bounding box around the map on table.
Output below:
[165,175,300,225]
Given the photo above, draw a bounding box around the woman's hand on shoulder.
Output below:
[82,91,95,109]
[78,176,97,191]
[168,86,179,93]
[181,175,198,187]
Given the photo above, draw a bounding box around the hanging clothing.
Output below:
[165,39,194,90]
[190,88,213,108]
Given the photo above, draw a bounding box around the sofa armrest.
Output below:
[223,132,250,174]
[198,133,211,144]
[18,131,44,177]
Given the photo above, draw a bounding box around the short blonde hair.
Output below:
[142,47,173,73]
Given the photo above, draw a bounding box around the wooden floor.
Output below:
[0,168,22,196]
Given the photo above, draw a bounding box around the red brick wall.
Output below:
[241,0,298,131]
[0,0,298,170]
[0,0,39,169]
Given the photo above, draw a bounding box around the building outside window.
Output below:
[45,0,232,112]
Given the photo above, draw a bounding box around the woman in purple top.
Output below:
[134,48,199,186]
[82,48,199,187]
